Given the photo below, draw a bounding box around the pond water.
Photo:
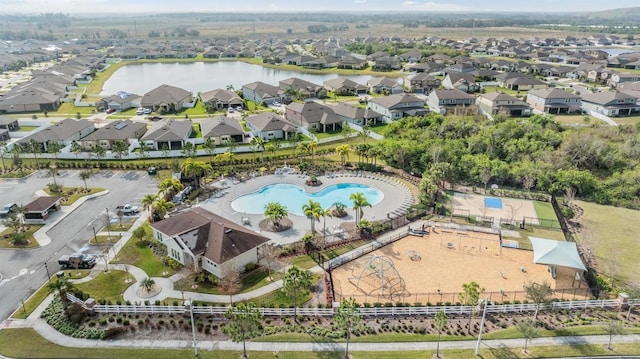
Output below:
[100,61,387,96]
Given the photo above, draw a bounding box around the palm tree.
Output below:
[250,137,265,162]
[181,158,212,190]
[141,193,158,220]
[308,140,317,165]
[140,277,156,293]
[320,207,332,245]
[264,202,288,228]
[336,144,351,168]
[152,198,175,221]
[302,200,322,234]
[79,170,93,191]
[349,192,371,226]
[47,275,74,309]
[158,177,184,201]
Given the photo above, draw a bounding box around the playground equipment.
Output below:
[348,255,407,300]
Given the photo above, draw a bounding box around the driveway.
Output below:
[0,169,159,321]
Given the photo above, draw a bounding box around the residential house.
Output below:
[372,56,401,71]
[498,75,548,91]
[245,112,297,141]
[140,119,193,150]
[323,77,368,96]
[398,50,423,63]
[0,115,19,141]
[241,81,281,105]
[279,77,327,101]
[404,73,441,94]
[476,92,532,117]
[23,196,62,224]
[581,91,639,116]
[337,55,367,70]
[17,118,95,152]
[0,88,63,113]
[285,101,342,132]
[608,73,640,88]
[526,88,582,114]
[80,120,147,150]
[199,89,243,110]
[150,207,270,277]
[200,116,245,145]
[96,92,141,112]
[442,72,479,93]
[367,77,403,94]
[330,102,383,126]
[367,93,426,121]
[427,89,476,115]
[140,84,194,113]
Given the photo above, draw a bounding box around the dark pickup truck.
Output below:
[58,253,97,269]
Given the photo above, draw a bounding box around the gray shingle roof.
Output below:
[141,119,192,142]
[200,116,244,137]
[245,112,296,132]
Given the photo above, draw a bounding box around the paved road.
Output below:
[0,169,158,321]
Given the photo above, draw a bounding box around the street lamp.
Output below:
[475,298,491,355]
[92,225,97,244]
[44,262,51,282]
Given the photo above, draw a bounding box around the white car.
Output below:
[136,108,145,115]
[143,108,152,114]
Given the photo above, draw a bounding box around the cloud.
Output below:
[400,1,470,12]
[354,0,368,3]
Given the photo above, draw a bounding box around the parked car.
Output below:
[106,108,116,114]
[115,204,139,215]
[136,108,145,115]
[143,108,152,114]
[58,253,97,269]
[0,203,17,218]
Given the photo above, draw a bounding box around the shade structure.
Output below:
[529,237,586,271]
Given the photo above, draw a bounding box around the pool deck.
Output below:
[198,172,415,245]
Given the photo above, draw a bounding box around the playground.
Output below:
[451,192,540,225]
[331,228,589,304]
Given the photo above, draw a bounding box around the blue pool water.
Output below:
[231,183,383,216]
[484,197,503,209]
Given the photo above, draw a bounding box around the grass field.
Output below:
[576,200,640,284]
[3,327,640,359]
[74,270,134,303]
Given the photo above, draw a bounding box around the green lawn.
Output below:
[112,234,176,278]
[482,86,520,96]
[43,187,106,206]
[173,267,282,295]
[106,222,133,232]
[15,125,40,132]
[0,224,44,249]
[3,327,640,359]
[611,115,640,126]
[74,270,134,303]
[10,284,51,319]
[532,201,561,229]
[576,200,640,284]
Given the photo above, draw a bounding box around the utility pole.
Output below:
[44,262,51,282]
[475,298,490,355]
[188,298,198,356]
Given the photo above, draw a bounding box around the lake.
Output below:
[100,61,388,96]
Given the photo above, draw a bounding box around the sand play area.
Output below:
[452,192,540,225]
[331,229,589,304]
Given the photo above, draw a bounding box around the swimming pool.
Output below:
[231,183,383,216]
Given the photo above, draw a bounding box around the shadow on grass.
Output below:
[552,330,592,356]
[485,343,519,359]
[296,324,345,359]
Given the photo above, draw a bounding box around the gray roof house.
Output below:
[279,77,327,100]
[476,92,532,117]
[200,116,245,145]
[427,89,476,115]
[330,102,383,126]
[0,115,19,141]
[241,81,281,105]
[199,89,243,109]
[526,88,582,114]
[140,84,194,113]
[367,94,426,121]
[285,101,342,132]
[367,77,403,94]
[245,112,297,141]
[0,88,63,113]
[150,207,270,277]
[17,118,95,152]
[80,120,147,150]
[404,73,441,94]
[581,91,639,117]
[97,92,141,112]
[323,77,368,96]
[498,75,548,91]
[442,72,479,93]
[140,119,193,151]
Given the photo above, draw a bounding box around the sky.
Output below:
[1,0,638,14]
